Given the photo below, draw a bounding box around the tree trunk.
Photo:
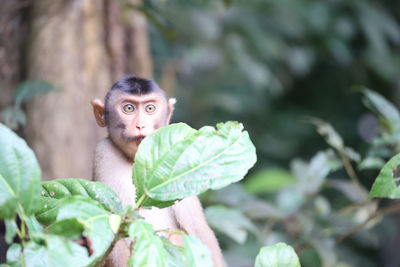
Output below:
[25,0,152,180]
[0,1,26,109]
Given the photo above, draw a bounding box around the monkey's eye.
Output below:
[145,104,156,114]
[122,104,135,113]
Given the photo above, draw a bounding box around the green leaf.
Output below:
[358,156,385,170]
[205,205,257,244]
[23,233,90,267]
[35,178,122,225]
[128,219,169,267]
[369,153,400,198]
[133,122,257,208]
[46,218,85,239]
[0,106,26,130]
[14,80,58,106]
[276,188,305,215]
[54,196,116,265]
[6,243,21,267]
[255,242,301,267]
[205,184,283,219]
[5,219,17,244]
[163,242,185,267]
[182,235,213,267]
[361,88,400,135]
[244,168,295,194]
[25,215,43,235]
[109,214,122,234]
[133,123,196,207]
[0,123,41,219]
[308,118,344,150]
[291,150,340,195]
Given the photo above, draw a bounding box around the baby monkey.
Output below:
[91,75,224,267]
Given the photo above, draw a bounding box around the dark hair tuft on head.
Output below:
[104,75,166,125]
[105,75,164,106]
[110,75,158,95]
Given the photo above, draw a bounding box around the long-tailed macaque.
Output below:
[91,75,224,267]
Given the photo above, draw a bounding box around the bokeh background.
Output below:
[1,0,400,266]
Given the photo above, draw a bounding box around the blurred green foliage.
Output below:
[201,90,400,267]
[0,80,58,130]
[129,0,400,266]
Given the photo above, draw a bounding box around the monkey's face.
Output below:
[106,91,171,161]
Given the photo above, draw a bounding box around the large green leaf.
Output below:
[128,219,169,267]
[369,153,400,198]
[0,123,41,219]
[55,196,118,266]
[255,243,301,267]
[182,235,213,267]
[35,178,122,225]
[133,121,257,207]
[23,233,90,267]
[133,123,196,207]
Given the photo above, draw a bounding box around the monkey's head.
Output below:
[91,75,176,161]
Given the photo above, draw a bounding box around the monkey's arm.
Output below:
[173,196,225,267]
[92,139,136,207]
[92,139,134,267]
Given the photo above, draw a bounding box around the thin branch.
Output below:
[339,198,380,216]
[338,151,365,193]
[336,202,400,244]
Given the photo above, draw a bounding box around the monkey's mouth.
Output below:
[122,134,146,146]
[135,136,146,146]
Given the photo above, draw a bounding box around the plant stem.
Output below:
[20,220,26,247]
[338,151,365,194]
[17,205,27,267]
[135,194,147,208]
[20,252,26,267]
[336,202,400,244]
[98,232,122,267]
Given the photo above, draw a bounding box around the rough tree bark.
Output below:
[25,0,152,180]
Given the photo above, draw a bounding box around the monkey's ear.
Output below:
[91,99,106,127]
[167,98,176,124]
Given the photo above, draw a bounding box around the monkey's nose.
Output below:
[136,124,145,130]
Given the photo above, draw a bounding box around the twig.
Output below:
[336,202,400,244]
[339,198,380,216]
[338,151,365,193]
